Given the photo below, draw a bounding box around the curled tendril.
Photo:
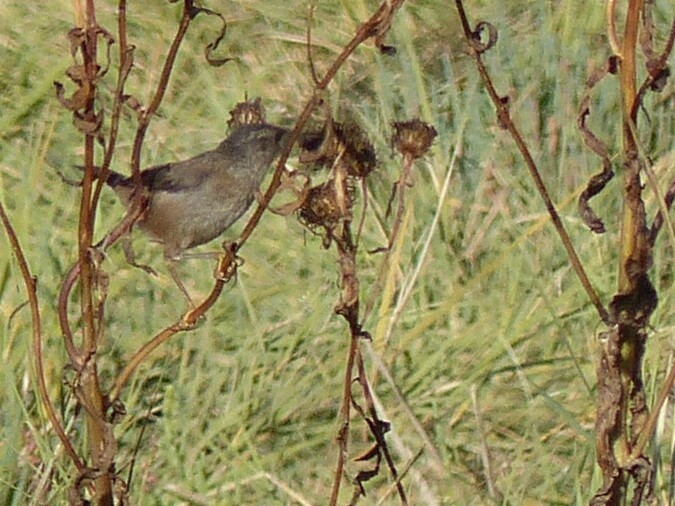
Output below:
[470,21,498,53]
[576,59,617,234]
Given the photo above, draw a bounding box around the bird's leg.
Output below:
[165,257,196,308]
[177,251,221,259]
[122,234,157,276]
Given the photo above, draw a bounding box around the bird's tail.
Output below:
[72,165,128,188]
[103,169,128,188]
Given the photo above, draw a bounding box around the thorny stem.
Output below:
[454,0,611,326]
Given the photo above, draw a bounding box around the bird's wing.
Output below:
[138,150,222,193]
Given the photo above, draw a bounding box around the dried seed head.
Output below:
[228,97,267,128]
[302,122,377,179]
[299,179,354,246]
[391,119,437,159]
[300,182,342,229]
[338,123,377,178]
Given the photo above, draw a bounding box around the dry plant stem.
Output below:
[90,0,132,211]
[59,195,148,368]
[591,10,674,498]
[330,215,362,506]
[54,2,197,502]
[617,0,649,294]
[0,203,84,471]
[363,153,414,320]
[364,342,445,474]
[109,248,237,403]
[377,448,424,505]
[76,0,401,406]
[330,218,407,504]
[58,0,135,363]
[330,321,360,506]
[354,347,408,504]
[454,0,611,326]
[388,155,415,250]
[129,0,194,180]
[60,0,195,396]
[594,1,655,500]
[76,3,115,502]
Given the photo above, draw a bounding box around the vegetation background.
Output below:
[0,0,672,504]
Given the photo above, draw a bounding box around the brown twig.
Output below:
[354,346,408,504]
[0,202,84,471]
[454,0,611,326]
[75,3,117,501]
[649,179,675,246]
[58,193,149,368]
[52,2,203,503]
[109,246,238,403]
[330,320,361,506]
[90,0,133,215]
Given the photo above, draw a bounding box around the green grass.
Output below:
[1,1,673,504]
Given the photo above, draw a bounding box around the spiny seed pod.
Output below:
[392,119,437,159]
[302,122,376,179]
[228,97,267,128]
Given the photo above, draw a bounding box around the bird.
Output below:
[102,122,290,302]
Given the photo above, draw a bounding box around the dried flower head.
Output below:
[301,122,377,179]
[299,179,354,246]
[391,119,437,159]
[228,97,267,128]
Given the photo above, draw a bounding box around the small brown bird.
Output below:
[104,123,289,301]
